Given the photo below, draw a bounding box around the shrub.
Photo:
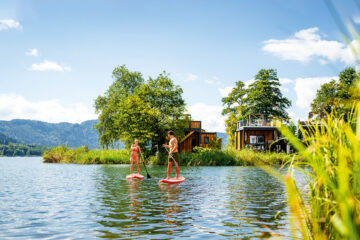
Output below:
[43,146,129,164]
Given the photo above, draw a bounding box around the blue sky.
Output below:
[0,0,359,132]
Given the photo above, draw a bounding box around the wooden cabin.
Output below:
[234,114,280,151]
[180,119,220,153]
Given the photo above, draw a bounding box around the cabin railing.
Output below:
[236,120,274,130]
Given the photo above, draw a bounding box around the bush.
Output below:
[147,147,289,166]
[43,145,129,164]
[226,148,292,166]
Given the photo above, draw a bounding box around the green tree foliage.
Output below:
[0,143,48,156]
[245,69,291,120]
[221,69,291,147]
[95,65,187,149]
[311,67,359,117]
[221,81,247,147]
[208,135,222,150]
[95,65,144,148]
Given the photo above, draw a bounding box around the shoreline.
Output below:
[42,145,295,166]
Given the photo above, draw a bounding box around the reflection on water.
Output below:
[93,165,290,239]
[0,158,292,239]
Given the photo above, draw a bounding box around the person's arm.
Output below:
[163,144,169,148]
[138,146,144,162]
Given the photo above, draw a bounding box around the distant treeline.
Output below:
[0,143,49,157]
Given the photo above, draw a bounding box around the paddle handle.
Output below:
[163,146,177,164]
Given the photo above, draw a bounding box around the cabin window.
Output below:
[204,136,209,144]
[249,135,265,144]
[250,136,257,144]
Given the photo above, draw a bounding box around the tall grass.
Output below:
[147,146,292,166]
[276,108,360,239]
[43,145,129,164]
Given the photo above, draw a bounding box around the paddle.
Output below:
[163,146,178,164]
[139,148,151,179]
[142,159,151,179]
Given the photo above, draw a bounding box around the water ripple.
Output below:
[0,157,291,239]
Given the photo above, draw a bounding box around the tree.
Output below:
[208,135,222,149]
[95,66,187,150]
[311,80,339,115]
[311,67,359,118]
[95,65,144,148]
[221,69,291,148]
[136,72,188,148]
[221,81,247,147]
[244,69,291,120]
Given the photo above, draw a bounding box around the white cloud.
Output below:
[218,86,233,97]
[263,27,356,64]
[0,94,97,123]
[30,60,71,71]
[353,15,360,24]
[204,76,221,85]
[294,76,338,109]
[0,19,22,31]
[245,79,255,87]
[279,78,293,85]
[318,59,328,65]
[186,73,198,81]
[26,48,38,57]
[187,103,225,132]
[281,87,289,93]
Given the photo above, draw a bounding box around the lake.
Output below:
[0,157,292,239]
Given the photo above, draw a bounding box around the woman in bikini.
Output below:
[130,139,144,174]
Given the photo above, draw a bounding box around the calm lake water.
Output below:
[0,157,293,239]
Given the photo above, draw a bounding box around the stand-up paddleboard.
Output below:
[158,176,185,184]
[126,173,144,180]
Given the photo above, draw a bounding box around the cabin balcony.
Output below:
[236,119,274,130]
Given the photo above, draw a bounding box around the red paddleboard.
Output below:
[126,173,144,180]
[158,176,185,184]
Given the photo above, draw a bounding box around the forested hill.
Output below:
[0,119,101,149]
[0,132,17,144]
[0,119,228,149]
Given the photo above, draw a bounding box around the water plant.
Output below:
[276,108,360,239]
[43,145,129,164]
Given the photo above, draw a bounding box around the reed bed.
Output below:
[147,147,291,166]
[275,109,360,239]
[43,145,129,164]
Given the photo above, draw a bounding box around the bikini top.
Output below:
[131,145,138,153]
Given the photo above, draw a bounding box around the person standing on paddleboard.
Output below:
[163,131,180,180]
[130,139,144,174]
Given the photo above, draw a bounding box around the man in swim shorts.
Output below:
[163,130,179,179]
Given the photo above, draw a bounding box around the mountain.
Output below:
[0,132,17,144]
[0,119,101,149]
[0,118,227,150]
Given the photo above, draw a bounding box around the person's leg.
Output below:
[174,153,179,178]
[130,158,134,174]
[167,161,172,179]
[136,157,140,173]
[174,161,179,178]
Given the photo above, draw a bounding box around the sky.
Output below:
[0,0,359,132]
